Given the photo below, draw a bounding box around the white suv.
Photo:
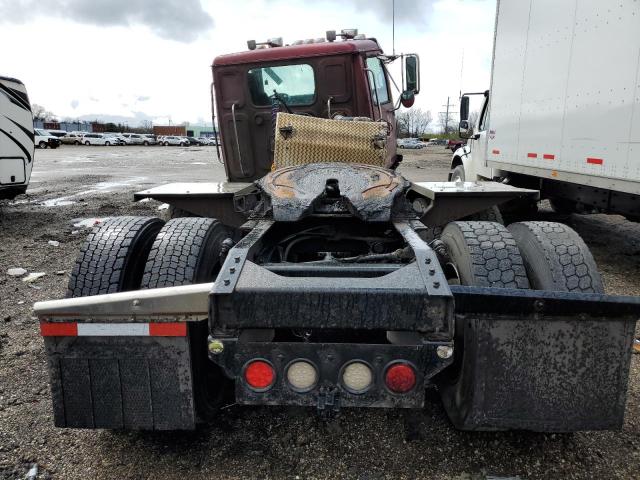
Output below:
[82,133,117,146]
[121,133,144,145]
[141,134,157,145]
[162,136,188,146]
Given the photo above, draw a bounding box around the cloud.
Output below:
[70,99,79,109]
[137,96,150,102]
[299,0,435,29]
[0,0,213,42]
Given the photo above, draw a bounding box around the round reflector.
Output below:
[286,360,318,392]
[385,363,416,393]
[244,360,275,390]
[342,361,373,393]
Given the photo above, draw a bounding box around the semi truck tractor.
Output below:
[34,30,640,433]
[452,0,640,219]
[0,76,34,199]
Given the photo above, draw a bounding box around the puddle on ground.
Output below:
[42,198,76,207]
[39,176,146,207]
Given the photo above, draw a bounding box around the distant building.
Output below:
[153,125,186,136]
[33,120,92,132]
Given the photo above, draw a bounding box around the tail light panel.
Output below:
[211,340,454,409]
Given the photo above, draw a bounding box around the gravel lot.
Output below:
[1,145,639,479]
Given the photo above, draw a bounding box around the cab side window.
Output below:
[365,57,389,105]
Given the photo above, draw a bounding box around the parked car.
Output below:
[34,129,61,149]
[162,136,188,146]
[185,136,201,146]
[197,136,218,145]
[447,139,466,152]
[104,134,126,146]
[141,134,157,146]
[398,139,425,149]
[121,133,145,145]
[82,133,118,146]
[46,130,68,138]
[60,132,85,145]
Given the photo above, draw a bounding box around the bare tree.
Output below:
[397,108,433,138]
[468,110,480,129]
[139,119,154,132]
[32,104,57,122]
[438,112,457,135]
[32,104,46,120]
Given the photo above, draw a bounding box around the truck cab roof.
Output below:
[213,39,381,66]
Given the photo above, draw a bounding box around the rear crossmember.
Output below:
[36,220,640,431]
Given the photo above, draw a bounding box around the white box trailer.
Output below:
[453,0,640,219]
[0,76,34,199]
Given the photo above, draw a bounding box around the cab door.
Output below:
[364,56,397,167]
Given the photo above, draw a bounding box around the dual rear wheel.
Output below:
[67,215,231,421]
[438,220,603,427]
[440,220,603,293]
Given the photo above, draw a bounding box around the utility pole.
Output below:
[439,96,457,134]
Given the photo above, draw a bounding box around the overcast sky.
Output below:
[0,0,496,128]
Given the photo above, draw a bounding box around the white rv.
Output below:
[0,76,34,199]
[453,0,640,220]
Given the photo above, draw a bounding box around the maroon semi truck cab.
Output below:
[212,36,401,182]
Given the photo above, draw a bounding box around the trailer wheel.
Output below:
[140,217,232,421]
[440,221,529,288]
[508,221,604,293]
[67,216,165,297]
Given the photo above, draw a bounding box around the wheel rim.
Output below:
[39,141,47,148]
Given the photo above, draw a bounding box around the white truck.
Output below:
[453,0,640,220]
[0,76,34,199]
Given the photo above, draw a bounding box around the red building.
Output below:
[153,125,186,136]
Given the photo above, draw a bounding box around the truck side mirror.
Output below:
[460,95,469,121]
[404,55,420,94]
[459,120,473,139]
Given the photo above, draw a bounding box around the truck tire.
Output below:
[440,221,530,289]
[438,221,530,428]
[450,164,465,182]
[508,221,604,293]
[141,217,229,288]
[67,216,164,297]
[140,217,231,421]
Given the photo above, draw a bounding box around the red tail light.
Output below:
[244,360,275,390]
[385,363,416,393]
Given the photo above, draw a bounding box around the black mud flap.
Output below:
[44,334,197,430]
[440,286,639,432]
